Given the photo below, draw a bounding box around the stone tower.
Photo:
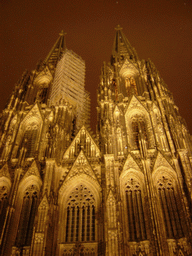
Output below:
[0,26,192,256]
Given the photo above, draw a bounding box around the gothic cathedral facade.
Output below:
[0,26,192,256]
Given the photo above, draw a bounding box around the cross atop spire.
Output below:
[44,31,66,68]
[115,24,123,31]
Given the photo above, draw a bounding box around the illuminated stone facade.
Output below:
[0,27,192,256]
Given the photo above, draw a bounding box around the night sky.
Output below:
[1,0,192,133]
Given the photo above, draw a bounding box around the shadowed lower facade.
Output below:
[0,26,192,256]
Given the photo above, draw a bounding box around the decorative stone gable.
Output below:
[65,151,100,182]
[22,160,41,180]
[63,126,100,159]
[34,66,53,85]
[119,58,139,78]
[22,104,43,125]
[122,154,141,174]
[125,95,148,116]
[153,152,174,172]
[0,163,11,180]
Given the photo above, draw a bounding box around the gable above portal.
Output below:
[63,126,100,159]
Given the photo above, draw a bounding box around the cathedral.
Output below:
[0,26,192,256]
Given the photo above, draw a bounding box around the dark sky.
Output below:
[0,0,192,133]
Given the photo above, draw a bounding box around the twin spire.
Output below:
[43,26,137,69]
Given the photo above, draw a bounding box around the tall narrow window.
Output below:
[131,116,148,149]
[15,185,39,247]
[157,176,186,239]
[65,185,96,243]
[37,87,48,103]
[21,124,38,158]
[132,121,139,149]
[125,76,138,96]
[125,178,147,241]
[0,186,9,236]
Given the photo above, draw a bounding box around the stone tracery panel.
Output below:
[124,178,147,241]
[15,184,39,247]
[65,184,96,243]
[157,175,186,239]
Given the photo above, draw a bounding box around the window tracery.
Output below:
[125,178,147,241]
[157,175,186,239]
[65,184,96,243]
[15,185,39,247]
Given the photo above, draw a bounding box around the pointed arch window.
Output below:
[157,176,186,239]
[65,184,96,243]
[125,178,147,241]
[0,186,9,236]
[36,86,49,104]
[125,76,138,96]
[15,185,39,247]
[22,124,39,158]
[131,116,148,149]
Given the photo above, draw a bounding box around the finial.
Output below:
[59,30,67,37]
[59,30,67,49]
[115,25,123,31]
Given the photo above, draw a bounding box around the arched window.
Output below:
[131,115,148,149]
[125,76,138,96]
[15,185,39,247]
[21,124,38,158]
[125,178,147,241]
[157,175,186,239]
[65,184,96,243]
[132,121,139,149]
[0,186,9,235]
[36,86,48,104]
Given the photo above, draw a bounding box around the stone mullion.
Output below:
[37,209,42,232]
[159,189,172,238]
[136,190,146,240]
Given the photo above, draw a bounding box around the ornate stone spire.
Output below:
[112,25,138,62]
[43,31,66,68]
